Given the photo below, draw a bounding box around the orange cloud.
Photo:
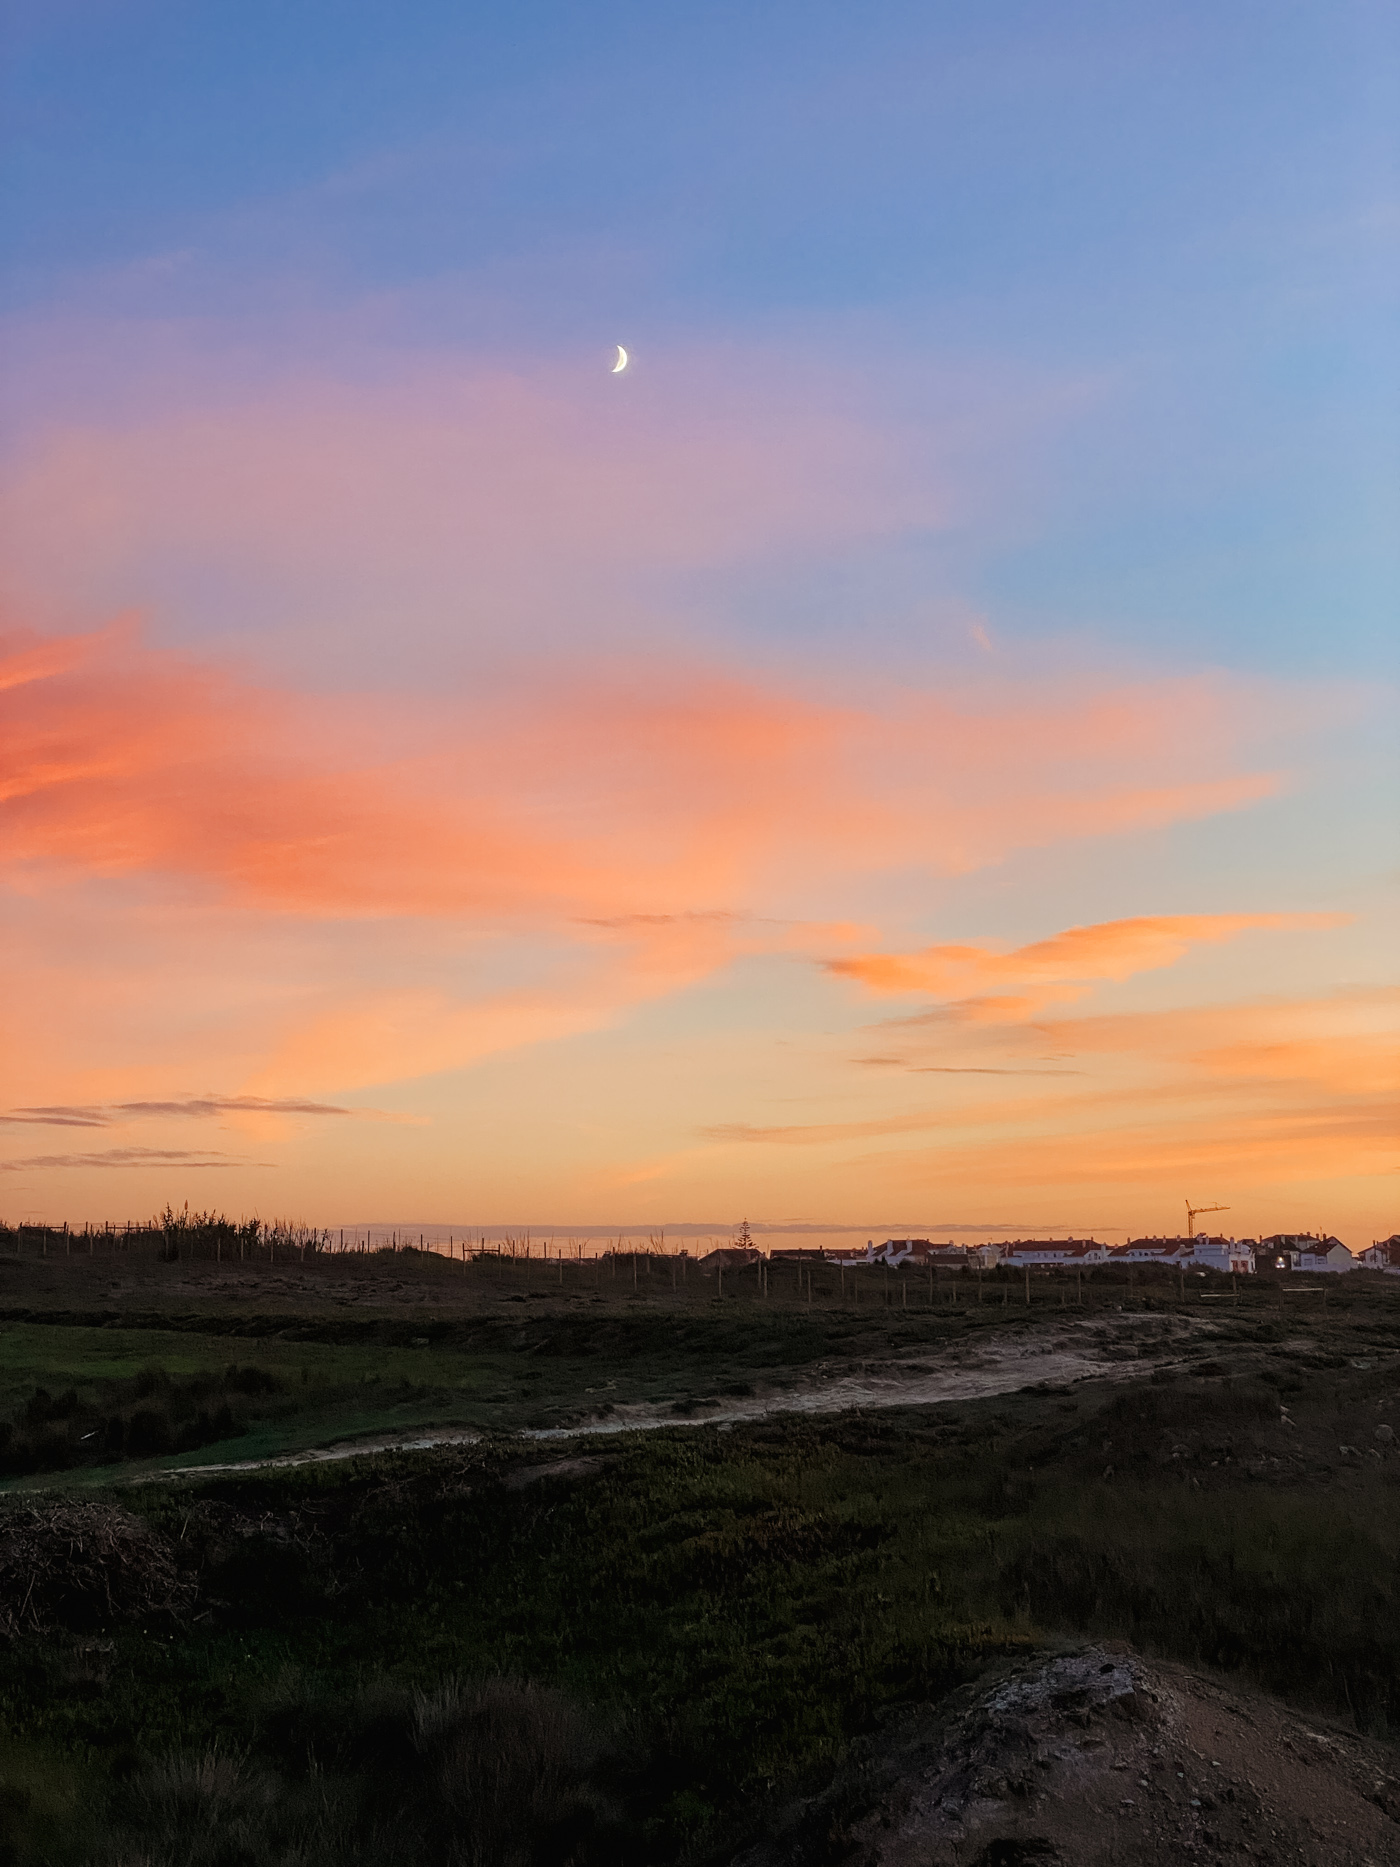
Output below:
[1192,1033,1398,1098]
[0,623,1348,1149]
[826,912,1349,999]
[879,1103,1397,1193]
[628,988,1380,1233]
[690,987,1396,1231]
[1025,989,1399,1080]
[0,331,1383,1229]
[856,984,1397,1092]
[3,626,1292,932]
[703,1096,1395,1174]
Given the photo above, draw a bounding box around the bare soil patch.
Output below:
[738,1646,1400,1866]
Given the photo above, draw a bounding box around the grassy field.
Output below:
[1,1244,1398,1864]
[3,1235,1390,1472]
[0,1240,1146,1482]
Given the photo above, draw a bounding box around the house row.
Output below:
[1104,1235,1249,1274]
[983,1234,1357,1275]
[832,1236,1256,1273]
[697,1230,1396,1277]
[819,1239,1003,1270]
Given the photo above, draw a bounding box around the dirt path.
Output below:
[126,1313,1202,1476]
[528,1312,1192,1438]
[132,1426,484,1482]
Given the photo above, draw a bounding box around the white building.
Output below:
[1112,1237,1195,1267]
[1256,1234,1313,1270]
[828,1241,885,1267]
[1001,1239,1110,1266]
[877,1238,934,1267]
[1296,1237,1355,1274]
[874,1239,1002,1269]
[830,1239,1004,1270]
[904,1241,1003,1269]
[1189,1236,1255,1274]
[1360,1235,1400,1274]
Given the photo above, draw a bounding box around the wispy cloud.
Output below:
[117,1096,359,1119]
[886,1102,1398,1192]
[0,294,1385,1238]
[0,1109,110,1129]
[0,1148,247,1172]
[703,1115,945,1147]
[825,913,1350,1002]
[0,351,945,634]
[853,1056,1082,1075]
[795,986,1400,1205]
[0,1095,368,1128]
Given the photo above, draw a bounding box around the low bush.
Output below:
[94,1679,623,1867]
[996,1482,1400,1727]
[0,1368,284,1478]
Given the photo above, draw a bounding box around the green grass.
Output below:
[0,1324,494,1486]
[0,1298,993,1485]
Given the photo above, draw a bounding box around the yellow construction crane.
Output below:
[1186,1200,1228,1237]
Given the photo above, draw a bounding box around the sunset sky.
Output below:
[2,1,1396,1243]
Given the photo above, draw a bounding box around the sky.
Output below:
[1,0,1397,1244]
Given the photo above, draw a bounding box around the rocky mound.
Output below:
[736,1646,1400,1866]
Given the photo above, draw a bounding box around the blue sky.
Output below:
[4,0,1397,674]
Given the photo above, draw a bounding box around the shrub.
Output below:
[248,1675,620,1865]
[0,1367,274,1478]
[223,1366,280,1397]
[107,1750,378,1867]
[125,1411,172,1457]
[996,1483,1400,1727]
[414,1677,615,1867]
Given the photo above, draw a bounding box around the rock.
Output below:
[1373,1423,1395,1444]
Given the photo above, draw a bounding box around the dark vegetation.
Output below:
[2,1358,1399,1864]
[0,1209,326,1267]
[0,1238,1397,1863]
[0,1365,282,1478]
[0,1500,194,1641]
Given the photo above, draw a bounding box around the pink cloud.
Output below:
[826,912,1349,998]
[4,626,1289,924]
[0,620,1317,1113]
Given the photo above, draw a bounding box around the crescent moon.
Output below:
[611,345,628,373]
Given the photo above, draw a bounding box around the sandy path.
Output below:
[526,1316,1182,1438]
[132,1427,484,1481]
[137,1314,1196,1475]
